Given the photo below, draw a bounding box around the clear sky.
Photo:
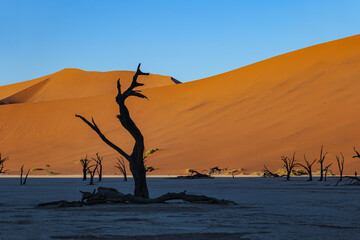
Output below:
[0,0,359,85]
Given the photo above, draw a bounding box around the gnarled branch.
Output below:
[75,114,131,161]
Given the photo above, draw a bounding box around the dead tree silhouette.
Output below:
[336,153,345,182]
[87,163,98,185]
[262,165,280,177]
[296,154,316,181]
[115,157,127,181]
[0,153,9,174]
[281,153,297,181]
[352,146,360,159]
[78,155,90,181]
[324,163,333,181]
[92,153,103,182]
[20,165,30,185]
[76,64,150,198]
[317,146,328,181]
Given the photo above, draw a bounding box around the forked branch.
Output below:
[75,115,130,161]
[296,154,316,181]
[353,146,360,159]
[317,145,328,181]
[281,152,297,181]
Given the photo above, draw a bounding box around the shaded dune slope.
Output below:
[1,35,360,175]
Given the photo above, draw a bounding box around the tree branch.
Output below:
[75,114,131,161]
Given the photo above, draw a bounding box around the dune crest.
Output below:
[0,68,178,104]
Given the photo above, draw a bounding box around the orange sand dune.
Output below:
[1,35,360,175]
[0,69,176,104]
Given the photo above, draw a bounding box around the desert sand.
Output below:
[1,35,360,175]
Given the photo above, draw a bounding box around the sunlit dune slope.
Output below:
[0,68,176,104]
[1,35,360,175]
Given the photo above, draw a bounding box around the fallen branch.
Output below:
[170,173,214,179]
[337,176,360,186]
[37,187,236,207]
[262,165,280,177]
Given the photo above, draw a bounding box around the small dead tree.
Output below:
[186,169,200,176]
[336,153,345,182]
[0,153,9,174]
[20,165,30,186]
[262,165,280,177]
[226,168,246,178]
[87,163,98,185]
[208,166,227,175]
[296,154,316,181]
[92,153,103,182]
[281,153,297,181]
[77,155,90,181]
[115,157,127,181]
[76,64,150,198]
[353,146,360,159]
[324,163,333,181]
[317,145,328,181]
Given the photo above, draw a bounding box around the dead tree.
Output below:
[336,153,345,182]
[296,154,316,181]
[76,64,150,198]
[87,163,98,185]
[78,155,90,181]
[171,169,213,179]
[317,145,328,181]
[262,165,280,177]
[0,153,9,174]
[115,157,127,181]
[38,187,237,207]
[281,153,297,181]
[20,165,30,186]
[226,168,246,178]
[324,163,333,181]
[209,166,227,175]
[186,169,200,176]
[92,153,103,182]
[353,146,360,159]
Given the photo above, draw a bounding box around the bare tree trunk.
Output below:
[23,169,30,185]
[115,157,127,181]
[20,165,30,186]
[336,153,344,182]
[130,161,148,197]
[83,167,87,181]
[281,153,296,181]
[93,153,103,182]
[98,164,102,182]
[319,161,324,181]
[324,169,327,181]
[76,64,150,198]
[115,67,149,197]
[317,146,328,182]
[20,165,23,186]
[87,164,98,185]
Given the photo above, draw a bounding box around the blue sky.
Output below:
[0,0,359,85]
